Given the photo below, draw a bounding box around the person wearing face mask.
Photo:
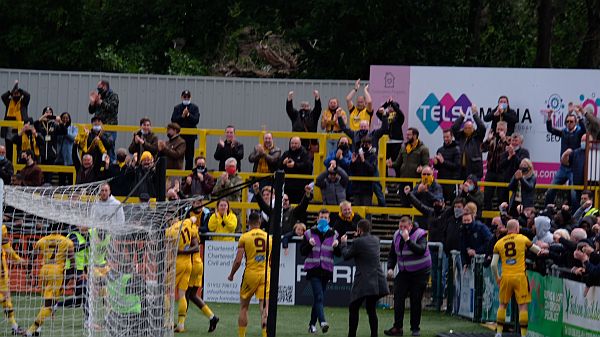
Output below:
[457,174,483,217]
[74,117,112,176]
[171,90,200,170]
[483,96,518,136]
[451,105,486,180]
[323,136,352,173]
[301,209,340,334]
[0,145,13,185]
[342,113,389,207]
[545,107,586,207]
[182,156,215,197]
[88,80,119,162]
[55,112,78,185]
[345,79,374,131]
[349,136,378,206]
[279,136,312,204]
[459,210,492,268]
[561,134,589,205]
[158,123,186,170]
[2,80,30,162]
[129,117,158,161]
[508,158,536,216]
[387,127,430,206]
[17,150,43,186]
[410,166,443,210]
[212,157,243,204]
[340,219,389,337]
[11,118,44,163]
[385,216,431,337]
[286,90,321,151]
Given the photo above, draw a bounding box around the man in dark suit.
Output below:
[341,219,389,337]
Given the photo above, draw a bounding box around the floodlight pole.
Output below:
[267,170,284,337]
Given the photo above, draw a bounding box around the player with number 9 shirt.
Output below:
[228,212,272,337]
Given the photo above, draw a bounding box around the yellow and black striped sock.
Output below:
[177,297,188,325]
[519,310,528,337]
[496,307,506,334]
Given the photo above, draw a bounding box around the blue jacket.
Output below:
[324,148,352,172]
[546,118,586,156]
[460,220,492,265]
[56,125,78,166]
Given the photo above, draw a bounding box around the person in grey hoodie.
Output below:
[315,160,348,205]
[533,216,553,246]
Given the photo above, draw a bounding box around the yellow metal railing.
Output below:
[2,119,597,224]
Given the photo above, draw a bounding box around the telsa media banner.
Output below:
[369,65,600,184]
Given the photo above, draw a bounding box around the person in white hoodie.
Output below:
[91,183,125,225]
[533,216,553,246]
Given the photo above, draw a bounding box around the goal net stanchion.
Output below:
[266,170,285,337]
[2,181,189,337]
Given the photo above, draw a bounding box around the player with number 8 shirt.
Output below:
[228,212,272,337]
[491,219,547,337]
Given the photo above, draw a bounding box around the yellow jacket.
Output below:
[208,211,237,241]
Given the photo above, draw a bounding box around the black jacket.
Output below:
[341,234,389,302]
[348,150,377,195]
[33,119,59,164]
[330,213,363,237]
[546,118,586,156]
[381,100,404,141]
[107,163,133,197]
[214,140,244,171]
[339,111,388,152]
[407,191,449,242]
[434,141,461,180]
[0,158,14,185]
[483,107,518,135]
[499,147,530,181]
[452,114,486,179]
[286,98,321,133]
[256,189,312,233]
[171,103,200,131]
[1,89,30,138]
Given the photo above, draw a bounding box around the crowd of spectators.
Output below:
[3,78,600,286]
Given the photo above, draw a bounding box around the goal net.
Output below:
[1,181,189,337]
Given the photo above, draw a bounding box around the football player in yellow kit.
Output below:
[228,212,272,337]
[0,225,24,335]
[491,219,547,337]
[25,226,74,336]
[184,212,219,333]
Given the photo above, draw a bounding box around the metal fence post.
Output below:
[473,254,485,323]
[427,242,444,311]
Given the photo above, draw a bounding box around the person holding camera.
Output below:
[128,117,158,161]
[2,80,30,162]
[385,216,431,337]
[340,219,389,337]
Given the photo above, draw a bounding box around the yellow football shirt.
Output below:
[167,219,199,253]
[239,228,272,274]
[35,234,74,267]
[493,233,532,276]
[348,106,372,130]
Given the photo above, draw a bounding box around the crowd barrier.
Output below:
[447,250,600,336]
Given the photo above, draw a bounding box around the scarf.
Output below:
[6,99,22,121]
[256,144,273,173]
[21,133,39,157]
[406,139,419,154]
[339,211,354,222]
[75,131,107,156]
